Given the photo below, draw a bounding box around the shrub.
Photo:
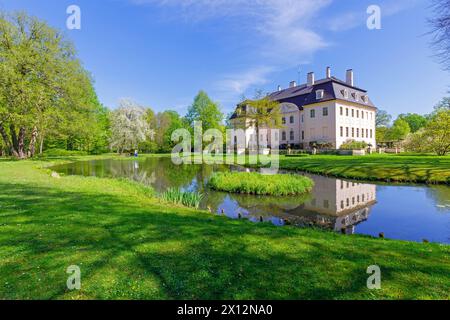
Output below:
[41,148,88,157]
[161,188,203,208]
[339,140,368,150]
[208,172,314,196]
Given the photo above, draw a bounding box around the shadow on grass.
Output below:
[0,180,448,299]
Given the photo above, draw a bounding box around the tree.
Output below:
[109,99,153,154]
[376,126,389,143]
[429,97,450,118]
[186,91,224,132]
[398,113,428,133]
[376,109,392,127]
[234,92,283,153]
[386,118,411,141]
[429,0,450,71]
[153,110,187,153]
[0,12,107,158]
[424,109,450,155]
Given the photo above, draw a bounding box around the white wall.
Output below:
[335,101,377,148]
[300,101,336,148]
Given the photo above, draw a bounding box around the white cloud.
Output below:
[128,0,333,104]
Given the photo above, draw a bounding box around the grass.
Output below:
[208,172,314,196]
[199,153,450,184]
[0,157,448,299]
[277,154,450,184]
[161,188,203,209]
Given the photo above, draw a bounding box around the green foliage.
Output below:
[154,110,188,153]
[161,188,203,208]
[376,126,389,143]
[398,113,428,133]
[386,118,411,141]
[0,11,110,158]
[339,140,368,150]
[186,90,224,132]
[41,148,88,157]
[208,172,314,196]
[424,109,450,155]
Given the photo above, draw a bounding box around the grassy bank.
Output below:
[0,157,449,299]
[197,153,450,184]
[208,172,314,196]
[277,154,450,184]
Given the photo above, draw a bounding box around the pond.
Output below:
[51,157,450,244]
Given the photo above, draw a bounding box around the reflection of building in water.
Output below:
[231,173,377,233]
[284,175,376,233]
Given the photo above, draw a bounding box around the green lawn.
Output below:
[0,157,449,299]
[198,153,450,184]
[275,154,450,184]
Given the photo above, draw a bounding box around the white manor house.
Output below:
[230,67,377,150]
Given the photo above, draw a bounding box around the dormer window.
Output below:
[341,89,349,99]
[362,95,368,103]
[316,90,324,100]
[352,92,359,101]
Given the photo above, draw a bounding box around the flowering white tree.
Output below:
[110,99,154,153]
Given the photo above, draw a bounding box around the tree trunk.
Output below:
[0,124,12,156]
[10,124,18,152]
[18,127,26,159]
[39,132,45,155]
[28,126,38,157]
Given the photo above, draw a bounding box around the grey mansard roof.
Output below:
[230,76,376,119]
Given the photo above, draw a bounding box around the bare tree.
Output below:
[429,0,450,71]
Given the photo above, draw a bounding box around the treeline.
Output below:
[108,91,224,154]
[375,97,450,155]
[0,12,225,158]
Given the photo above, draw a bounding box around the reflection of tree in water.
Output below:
[425,186,450,212]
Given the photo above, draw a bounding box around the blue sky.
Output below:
[1,0,449,117]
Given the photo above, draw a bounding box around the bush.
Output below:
[208,172,314,196]
[161,188,203,208]
[41,148,88,157]
[339,140,368,150]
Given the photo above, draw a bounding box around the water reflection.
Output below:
[51,157,449,243]
[213,171,376,234]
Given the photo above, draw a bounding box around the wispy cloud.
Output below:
[128,0,332,104]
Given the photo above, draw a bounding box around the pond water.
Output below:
[51,157,450,244]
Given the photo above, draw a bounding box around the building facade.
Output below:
[230,67,377,149]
